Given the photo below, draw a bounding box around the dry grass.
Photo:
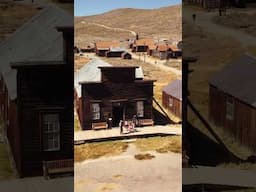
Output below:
[134,136,181,154]
[0,2,39,42]
[134,153,155,160]
[74,55,90,71]
[75,141,129,162]
[0,144,13,180]
[212,12,256,37]
[74,113,81,132]
[75,5,181,46]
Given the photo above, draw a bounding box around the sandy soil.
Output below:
[75,143,181,192]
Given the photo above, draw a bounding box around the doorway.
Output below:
[112,104,124,127]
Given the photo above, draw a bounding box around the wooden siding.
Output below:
[15,66,74,177]
[209,85,256,152]
[81,81,154,130]
[162,91,182,118]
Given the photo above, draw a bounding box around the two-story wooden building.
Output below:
[0,6,73,177]
[209,55,256,152]
[75,59,155,130]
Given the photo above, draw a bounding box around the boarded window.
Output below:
[136,101,144,117]
[226,98,234,120]
[169,97,173,107]
[91,103,100,120]
[43,114,60,151]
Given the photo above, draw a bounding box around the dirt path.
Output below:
[183,7,256,48]
[82,21,137,36]
[129,52,182,76]
[75,143,181,192]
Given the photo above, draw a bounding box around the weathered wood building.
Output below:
[162,79,182,118]
[132,38,155,52]
[209,55,256,152]
[75,59,155,130]
[105,48,126,58]
[0,6,73,177]
[95,41,120,56]
[151,44,182,60]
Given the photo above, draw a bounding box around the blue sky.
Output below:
[75,0,181,16]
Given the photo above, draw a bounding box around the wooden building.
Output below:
[151,44,182,60]
[162,79,182,118]
[105,48,126,58]
[75,59,155,130]
[132,38,155,53]
[80,45,95,53]
[95,41,120,56]
[0,6,73,177]
[209,55,256,152]
[122,52,132,60]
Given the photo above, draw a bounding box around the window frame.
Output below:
[41,112,61,152]
[136,101,144,118]
[91,103,101,120]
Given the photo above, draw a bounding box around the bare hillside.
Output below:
[75,5,181,47]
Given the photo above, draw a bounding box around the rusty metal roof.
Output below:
[162,79,182,100]
[210,54,256,107]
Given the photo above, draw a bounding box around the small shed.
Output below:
[121,52,132,59]
[105,48,125,58]
[162,79,182,118]
[209,54,256,152]
[95,41,120,56]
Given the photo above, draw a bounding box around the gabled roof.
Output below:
[0,5,73,100]
[210,54,256,107]
[135,38,155,46]
[74,58,145,98]
[162,79,182,100]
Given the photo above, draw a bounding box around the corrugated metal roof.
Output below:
[210,54,256,107]
[0,5,73,100]
[162,79,182,100]
[74,58,144,98]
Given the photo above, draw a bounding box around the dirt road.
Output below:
[75,143,181,192]
[183,7,256,48]
[82,21,137,36]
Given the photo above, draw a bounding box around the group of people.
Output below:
[119,115,138,134]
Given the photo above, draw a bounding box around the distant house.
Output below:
[95,41,120,56]
[0,6,73,177]
[105,48,126,58]
[209,55,256,152]
[122,52,132,60]
[147,44,157,56]
[132,38,155,52]
[81,45,95,53]
[169,45,182,58]
[75,59,155,130]
[152,44,172,60]
[162,79,182,118]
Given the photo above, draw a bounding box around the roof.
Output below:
[162,79,182,100]
[95,41,120,49]
[135,38,155,46]
[157,44,171,52]
[0,5,73,100]
[74,58,144,98]
[210,54,256,107]
[109,47,126,52]
[74,58,111,98]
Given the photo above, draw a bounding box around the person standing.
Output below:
[119,120,123,134]
[107,114,112,129]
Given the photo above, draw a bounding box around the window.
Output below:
[226,98,234,120]
[91,103,100,120]
[169,97,173,107]
[42,114,60,151]
[136,101,144,117]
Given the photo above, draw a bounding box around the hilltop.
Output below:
[75,5,181,47]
